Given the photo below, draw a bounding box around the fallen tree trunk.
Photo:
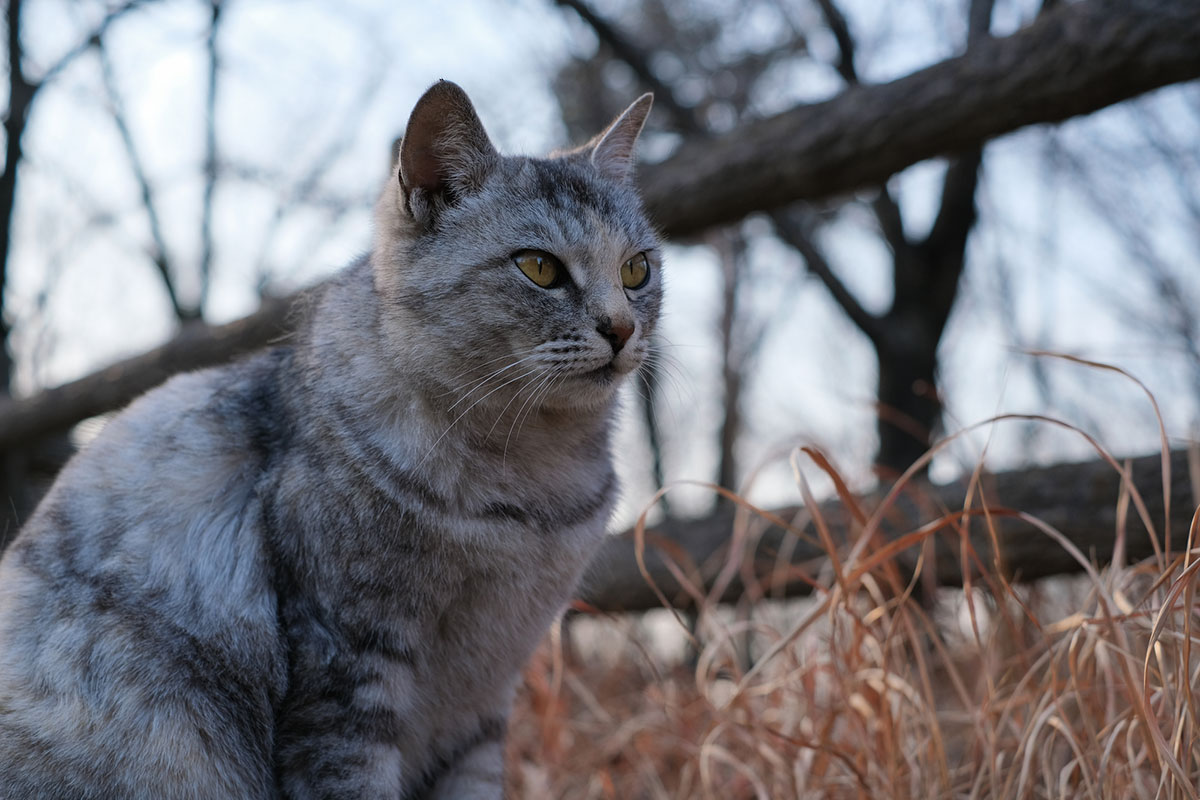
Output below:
[0,296,296,450]
[580,449,1197,612]
[1,0,1197,452]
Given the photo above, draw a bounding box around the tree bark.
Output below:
[580,449,1194,612]
[875,338,940,478]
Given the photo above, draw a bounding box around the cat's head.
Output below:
[374,80,662,419]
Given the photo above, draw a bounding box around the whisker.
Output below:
[649,337,703,351]
[631,369,684,430]
[433,347,541,398]
[437,344,551,397]
[483,365,554,442]
[445,352,547,412]
[637,354,693,409]
[417,363,544,466]
[503,369,565,467]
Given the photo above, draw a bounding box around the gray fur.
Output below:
[0,81,660,799]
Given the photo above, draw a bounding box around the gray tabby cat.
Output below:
[0,80,660,799]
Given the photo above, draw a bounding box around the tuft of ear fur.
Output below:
[399,80,498,223]
[389,136,404,171]
[587,93,653,184]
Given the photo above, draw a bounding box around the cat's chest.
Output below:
[272,437,614,670]
[383,473,612,621]
[275,473,612,758]
[278,453,614,654]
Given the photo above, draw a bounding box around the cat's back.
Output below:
[0,350,289,800]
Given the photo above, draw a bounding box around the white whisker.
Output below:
[503,369,565,468]
[417,363,545,466]
[445,351,547,412]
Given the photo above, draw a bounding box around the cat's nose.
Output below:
[597,317,634,354]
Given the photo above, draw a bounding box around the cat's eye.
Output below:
[621,252,651,290]
[513,250,563,288]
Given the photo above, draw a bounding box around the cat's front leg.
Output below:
[426,728,507,799]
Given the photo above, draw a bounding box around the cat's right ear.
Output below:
[588,93,653,185]
[399,80,499,224]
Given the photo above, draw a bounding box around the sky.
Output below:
[6,0,1199,525]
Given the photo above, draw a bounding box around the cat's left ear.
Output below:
[588,93,654,185]
[399,80,499,220]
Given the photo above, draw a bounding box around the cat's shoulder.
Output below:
[5,349,291,575]
[94,346,290,462]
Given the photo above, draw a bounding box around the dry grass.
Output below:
[504,422,1200,797]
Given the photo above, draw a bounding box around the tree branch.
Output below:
[198,0,222,311]
[966,0,996,46]
[870,186,907,253]
[0,0,149,389]
[812,0,910,259]
[1,0,35,392]
[770,208,881,343]
[553,0,703,132]
[28,1,149,90]
[250,58,388,287]
[813,0,858,84]
[0,296,295,449]
[924,149,984,259]
[714,230,744,492]
[642,0,1200,239]
[901,0,993,324]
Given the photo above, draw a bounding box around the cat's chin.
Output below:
[583,363,618,383]
[582,359,645,391]
[539,366,629,413]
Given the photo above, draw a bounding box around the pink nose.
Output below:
[598,318,634,354]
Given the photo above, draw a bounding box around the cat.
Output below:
[0,80,660,799]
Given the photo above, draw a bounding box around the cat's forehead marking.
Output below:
[515,157,653,254]
[523,158,616,216]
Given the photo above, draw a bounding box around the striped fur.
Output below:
[0,82,660,799]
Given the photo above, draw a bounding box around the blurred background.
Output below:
[1,0,1197,538]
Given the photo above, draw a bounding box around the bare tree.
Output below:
[0,0,151,535]
[0,0,390,538]
[2,0,149,386]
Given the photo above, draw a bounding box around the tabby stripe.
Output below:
[405,716,506,799]
[554,470,616,529]
[478,470,614,531]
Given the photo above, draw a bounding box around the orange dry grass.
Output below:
[505,438,1200,797]
[506,518,1200,797]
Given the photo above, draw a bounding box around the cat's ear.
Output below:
[588,93,653,184]
[399,80,498,219]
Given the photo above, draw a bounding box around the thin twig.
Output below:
[96,40,193,320]
[553,0,703,133]
[770,208,882,343]
[198,0,223,311]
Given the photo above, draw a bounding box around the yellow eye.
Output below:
[621,252,650,289]
[513,250,562,288]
